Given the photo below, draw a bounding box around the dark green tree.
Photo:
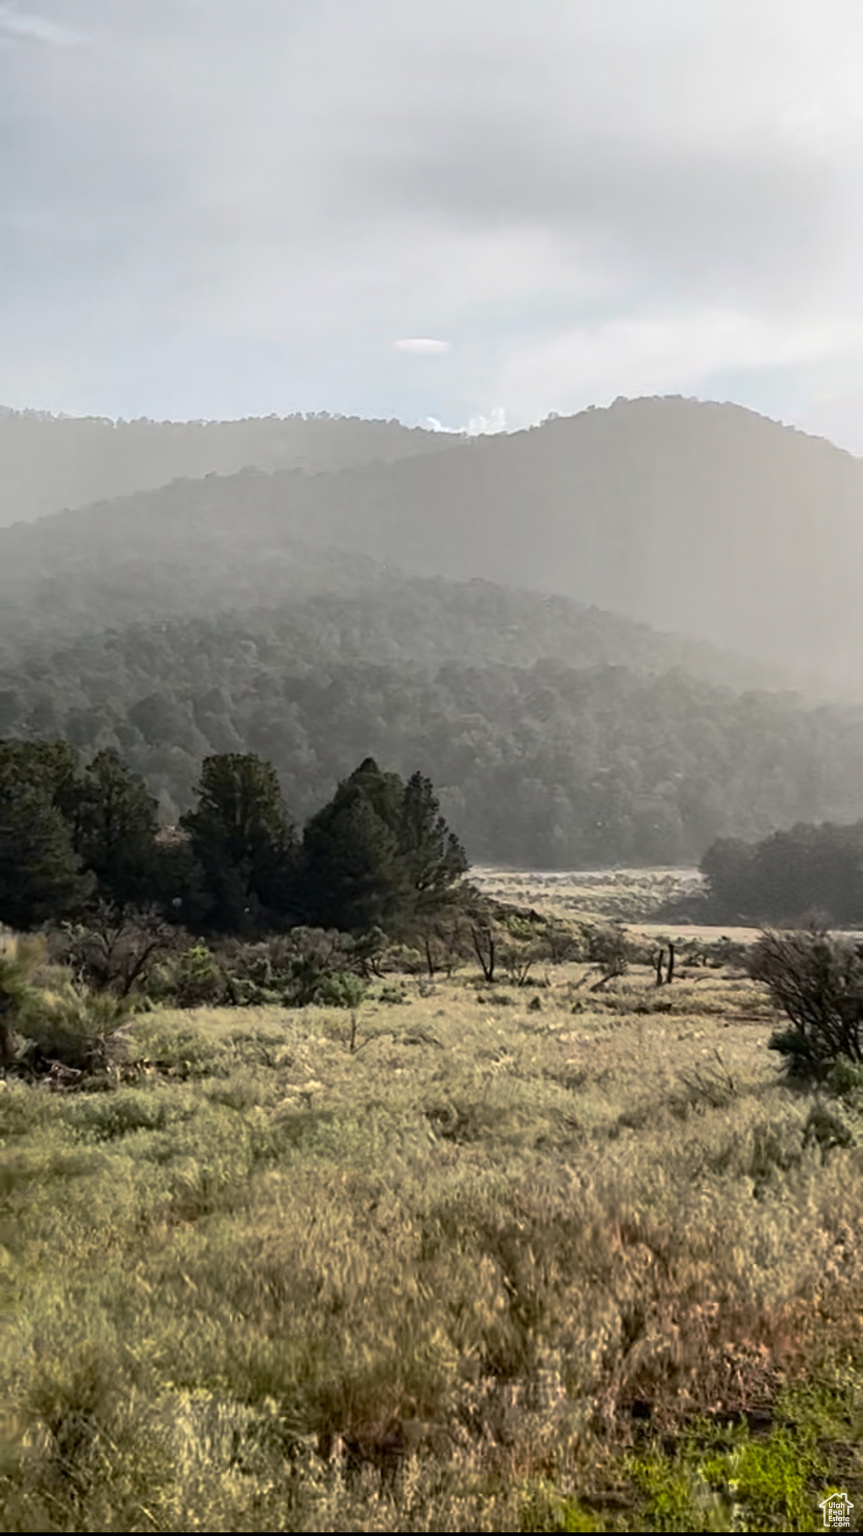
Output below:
[0,742,92,928]
[700,836,757,919]
[398,770,468,908]
[72,750,160,910]
[181,753,297,932]
[301,773,407,934]
[0,740,163,915]
[0,782,91,929]
[300,758,467,934]
[0,739,82,816]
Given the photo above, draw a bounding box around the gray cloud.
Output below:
[0,1,862,443]
[0,4,81,45]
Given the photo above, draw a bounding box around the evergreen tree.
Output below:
[0,782,91,929]
[0,739,82,814]
[181,753,297,932]
[73,750,160,910]
[300,758,467,934]
[398,770,468,907]
[0,740,162,914]
[301,768,408,933]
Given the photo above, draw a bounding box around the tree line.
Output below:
[700,820,863,925]
[0,741,468,938]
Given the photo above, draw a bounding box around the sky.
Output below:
[2,1,863,447]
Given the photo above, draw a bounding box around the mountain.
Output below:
[5,391,863,867]
[0,406,459,527]
[3,395,860,689]
[260,396,863,691]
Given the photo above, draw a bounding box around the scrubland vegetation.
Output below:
[3,905,863,1532]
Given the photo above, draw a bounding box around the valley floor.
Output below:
[469,865,708,927]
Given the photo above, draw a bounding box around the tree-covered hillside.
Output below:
[5,395,863,869]
[0,558,779,693]
[0,406,457,527]
[4,395,861,688]
[2,601,862,867]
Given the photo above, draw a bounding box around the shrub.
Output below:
[0,951,31,1069]
[15,982,132,1071]
[48,905,182,997]
[579,923,630,987]
[540,919,585,965]
[145,942,230,1008]
[141,929,370,1010]
[747,928,863,1079]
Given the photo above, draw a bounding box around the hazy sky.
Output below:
[3,1,863,446]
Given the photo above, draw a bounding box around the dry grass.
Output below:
[2,918,863,1529]
[470,865,705,925]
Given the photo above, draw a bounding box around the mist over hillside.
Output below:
[265,396,863,692]
[0,407,458,527]
[4,395,860,691]
[5,392,863,867]
[2,598,860,867]
[0,517,780,696]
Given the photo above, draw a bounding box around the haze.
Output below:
[2,0,863,446]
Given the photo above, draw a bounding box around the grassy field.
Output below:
[2,924,863,1529]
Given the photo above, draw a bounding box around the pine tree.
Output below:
[300,758,468,934]
[398,770,468,907]
[301,768,409,933]
[181,753,297,932]
[0,783,91,929]
[73,750,160,910]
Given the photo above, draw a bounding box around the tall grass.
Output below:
[2,958,863,1528]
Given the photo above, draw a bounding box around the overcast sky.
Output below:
[2,0,863,446]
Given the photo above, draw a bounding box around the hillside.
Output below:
[3,396,861,688]
[0,520,779,693]
[0,406,458,527]
[264,396,863,689]
[3,597,862,866]
[5,393,863,867]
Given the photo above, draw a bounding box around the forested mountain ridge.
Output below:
[5,392,863,869]
[0,542,781,694]
[0,406,459,528]
[2,596,862,867]
[4,395,862,689]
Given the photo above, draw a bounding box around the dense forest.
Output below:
[4,395,863,871]
[2,596,863,865]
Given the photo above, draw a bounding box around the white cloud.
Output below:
[394,338,451,355]
[419,408,506,435]
[466,408,507,436]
